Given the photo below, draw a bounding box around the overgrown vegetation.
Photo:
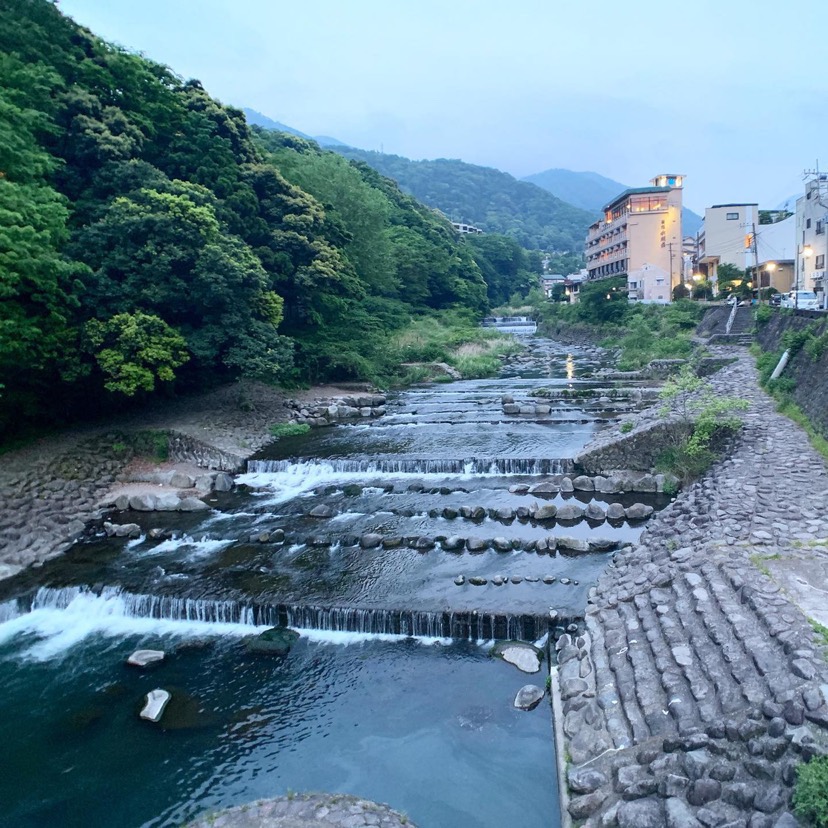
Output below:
[269,422,311,440]
[385,313,521,383]
[794,756,828,827]
[752,339,828,462]
[530,279,706,369]
[655,367,748,483]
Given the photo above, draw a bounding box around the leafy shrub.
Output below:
[794,756,828,827]
[806,332,828,361]
[620,421,633,434]
[269,422,311,440]
[754,304,773,326]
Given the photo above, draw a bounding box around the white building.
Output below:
[795,175,828,307]
[697,203,758,292]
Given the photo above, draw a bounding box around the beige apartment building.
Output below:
[585,174,684,303]
[697,203,758,291]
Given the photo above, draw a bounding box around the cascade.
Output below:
[246,457,576,476]
[22,585,565,642]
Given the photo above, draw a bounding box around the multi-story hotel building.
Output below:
[585,174,684,303]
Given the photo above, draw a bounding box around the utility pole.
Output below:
[751,222,762,304]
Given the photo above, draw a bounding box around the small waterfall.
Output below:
[246,457,576,476]
[0,599,21,623]
[25,586,559,641]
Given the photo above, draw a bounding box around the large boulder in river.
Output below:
[466,537,488,552]
[502,404,520,415]
[360,533,383,549]
[556,503,584,521]
[533,504,557,521]
[308,504,335,518]
[584,502,606,522]
[155,493,181,511]
[129,493,157,511]
[178,496,210,512]
[606,502,626,520]
[530,481,559,495]
[245,627,299,656]
[103,521,141,538]
[572,475,595,491]
[492,640,543,673]
[514,684,545,711]
[625,503,654,520]
[213,473,234,492]
[442,536,465,551]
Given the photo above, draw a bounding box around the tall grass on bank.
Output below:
[385,313,521,385]
[752,344,828,462]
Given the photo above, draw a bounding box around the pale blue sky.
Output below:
[59,0,828,213]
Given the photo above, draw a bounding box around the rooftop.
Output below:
[604,186,671,212]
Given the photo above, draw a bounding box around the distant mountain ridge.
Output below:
[328,148,594,252]
[524,167,703,236]
[242,108,348,147]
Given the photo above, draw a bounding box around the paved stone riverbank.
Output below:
[561,348,828,827]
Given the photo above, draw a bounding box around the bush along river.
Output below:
[0,335,671,828]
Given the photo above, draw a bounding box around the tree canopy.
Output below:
[0,0,515,434]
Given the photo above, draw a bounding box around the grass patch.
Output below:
[750,553,781,578]
[620,421,633,434]
[269,422,311,440]
[809,619,828,649]
[794,755,828,827]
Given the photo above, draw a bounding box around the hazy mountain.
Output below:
[329,147,594,252]
[524,167,704,236]
[241,109,349,148]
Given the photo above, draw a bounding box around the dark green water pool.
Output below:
[0,607,558,828]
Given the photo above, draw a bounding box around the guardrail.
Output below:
[724,302,738,335]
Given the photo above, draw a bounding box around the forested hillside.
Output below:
[331,147,594,252]
[0,0,497,434]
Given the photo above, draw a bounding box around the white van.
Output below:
[781,291,820,310]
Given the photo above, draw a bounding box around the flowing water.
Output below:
[0,335,663,827]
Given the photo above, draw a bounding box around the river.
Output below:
[0,335,665,828]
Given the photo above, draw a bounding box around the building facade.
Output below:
[795,175,828,306]
[697,203,758,292]
[584,174,684,303]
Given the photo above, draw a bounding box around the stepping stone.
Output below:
[140,689,171,723]
[534,504,557,521]
[492,641,543,673]
[127,649,165,668]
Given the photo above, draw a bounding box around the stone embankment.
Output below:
[558,349,828,827]
[0,381,383,580]
[285,392,388,427]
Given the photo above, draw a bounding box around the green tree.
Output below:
[85,311,189,395]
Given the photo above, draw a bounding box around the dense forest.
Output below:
[0,0,536,435]
[331,147,594,252]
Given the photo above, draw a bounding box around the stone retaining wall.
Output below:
[167,432,246,472]
[559,349,828,827]
[756,311,828,438]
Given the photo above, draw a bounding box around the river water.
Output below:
[0,335,663,828]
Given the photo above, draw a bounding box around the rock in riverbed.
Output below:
[514,684,545,711]
[140,689,171,723]
[127,649,165,668]
[245,627,299,656]
[492,641,543,673]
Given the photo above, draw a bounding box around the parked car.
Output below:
[769,294,782,307]
[780,291,820,310]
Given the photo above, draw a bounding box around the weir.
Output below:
[246,457,577,475]
[27,586,559,641]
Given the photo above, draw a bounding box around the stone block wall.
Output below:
[167,432,246,472]
[756,311,828,438]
